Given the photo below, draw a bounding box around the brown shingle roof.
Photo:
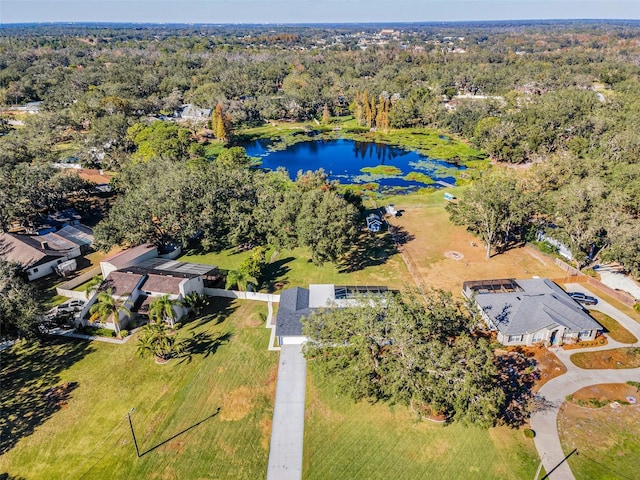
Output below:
[102,244,157,268]
[101,271,145,297]
[140,274,184,295]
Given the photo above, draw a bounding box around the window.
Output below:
[579,330,592,340]
[532,331,545,343]
[32,268,39,273]
[508,335,523,343]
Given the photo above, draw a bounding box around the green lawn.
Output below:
[559,402,640,480]
[180,235,409,294]
[0,300,277,480]
[303,369,541,480]
[589,310,638,344]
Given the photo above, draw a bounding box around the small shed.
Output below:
[366,213,383,232]
[385,204,398,216]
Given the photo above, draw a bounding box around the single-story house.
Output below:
[85,246,218,331]
[0,232,82,281]
[100,244,159,279]
[275,284,388,345]
[463,278,602,346]
[177,104,212,122]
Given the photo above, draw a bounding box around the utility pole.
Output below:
[540,449,578,480]
[127,407,141,458]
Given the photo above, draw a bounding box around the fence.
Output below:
[55,267,101,300]
[551,258,636,307]
[204,288,280,303]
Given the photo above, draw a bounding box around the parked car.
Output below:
[57,299,86,313]
[568,292,598,306]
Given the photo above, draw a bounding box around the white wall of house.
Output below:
[26,257,68,281]
[179,276,204,297]
[100,247,158,278]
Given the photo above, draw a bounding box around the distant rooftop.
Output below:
[102,244,158,268]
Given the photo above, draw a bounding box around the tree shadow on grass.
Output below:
[263,256,294,293]
[175,332,233,365]
[339,229,412,273]
[0,337,94,454]
[188,297,237,328]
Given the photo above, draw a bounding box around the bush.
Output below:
[523,428,535,438]
[118,330,129,338]
[634,303,640,314]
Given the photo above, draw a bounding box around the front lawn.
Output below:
[589,310,638,344]
[570,347,640,369]
[0,300,277,480]
[303,370,541,480]
[559,385,640,480]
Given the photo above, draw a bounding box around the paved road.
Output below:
[267,344,307,480]
[530,285,640,480]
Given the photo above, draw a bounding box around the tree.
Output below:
[183,292,209,318]
[296,189,359,265]
[0,260,42,336]
[148,295,183,328]
[136,323,177,362]
[447,170,531,258]
[302,290,505,427]
[225,269,258,292]
[322,103,330,124]
[89,289,130,335]
[238,246,268,286]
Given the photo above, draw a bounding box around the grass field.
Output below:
[0,300,277,480]
[589,310,638,344]
[570,347,640,369]
[558,389,640,480]
[303,369,541,480]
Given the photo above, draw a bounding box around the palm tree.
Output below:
[148,295,183,328]
[89,289,130,335]
[183,292,209,318]
[225,269,258,292]
[136,323,176,362]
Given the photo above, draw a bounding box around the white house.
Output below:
[275,284,388,345]
[463,278,601,346]
[0,232,81,281]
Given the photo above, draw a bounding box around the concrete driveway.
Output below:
[267,344,307,480]
[530,285,640,480]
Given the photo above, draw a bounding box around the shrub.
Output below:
[523,428,535,438]
[634,303,640,314]
[118,330,129,338]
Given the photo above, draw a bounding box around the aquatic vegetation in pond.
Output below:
[404,172,434,185]
[360,165,403,176]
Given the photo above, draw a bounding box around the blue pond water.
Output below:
[243,139,465,193]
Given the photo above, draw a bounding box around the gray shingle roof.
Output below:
[275,287,311,337]
[473,278,601,335]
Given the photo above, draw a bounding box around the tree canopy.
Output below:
[302,290,506,427]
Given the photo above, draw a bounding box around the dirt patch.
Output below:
[444,251,464,260]
[219,386,255,421]
[259,414,272,451]
[526,347,567,391]
[570,347,640,369]
[568,383,639,407]
[388,206,566,295]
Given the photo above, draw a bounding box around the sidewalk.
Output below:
[267,344,307,480]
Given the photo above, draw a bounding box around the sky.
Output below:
[1,0,639,24]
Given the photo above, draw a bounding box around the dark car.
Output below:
[568,292,598,306]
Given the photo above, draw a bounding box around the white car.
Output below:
[57,299,86,314]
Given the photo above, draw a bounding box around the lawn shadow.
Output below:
[175,331,233,365]
[188,297,237,328]
[139,407,221,457]
[339,230,407,273]
[263,256,294,293]
[0,337,94,454]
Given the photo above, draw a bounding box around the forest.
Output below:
[1,21,639,277]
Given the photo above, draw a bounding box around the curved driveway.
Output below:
[530,284,640,480]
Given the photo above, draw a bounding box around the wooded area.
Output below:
[1,21,639,276]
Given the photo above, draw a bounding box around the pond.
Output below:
[243,139,465,194]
